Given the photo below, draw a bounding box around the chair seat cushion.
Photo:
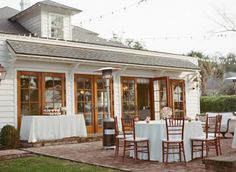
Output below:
[125,137,148,142]
[162,138,183,142]
[116,134,133,139]
[191,135,216,141]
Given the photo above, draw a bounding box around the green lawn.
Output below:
[0,156,120,172]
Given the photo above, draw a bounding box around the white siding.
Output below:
[185,81,200,118]
[0,40,16,130]
[16,8,41,36]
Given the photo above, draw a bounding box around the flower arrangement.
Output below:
[145,116,150,123]
[185,116,192,122]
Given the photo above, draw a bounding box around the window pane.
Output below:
[30,89,38,102]
[54,77,62,90]
[85,79,91,89]
[85,113,92,126]
[21,90,29,102]
[78,102,83,113]
[45,90,54,102]
[45,77,53,89]
[54,103,62,109]
[21,103,29,115]
[84,91,92,101]
[77,90,84,101]
[54,90,62,102]
[21,76,29,88]
[84,102,92,113]
[97,79,104,89]
[29,76,38,89]
[77,78,84,89]
[30,103,40,115]
[45,103,53,109]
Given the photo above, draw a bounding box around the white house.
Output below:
[0,0,200,134]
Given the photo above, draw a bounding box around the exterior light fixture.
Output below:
[0,64,6,83]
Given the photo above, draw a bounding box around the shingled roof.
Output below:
[0,7,30,34]
[7,40,198,70]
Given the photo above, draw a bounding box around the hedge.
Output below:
[200,95,236,113]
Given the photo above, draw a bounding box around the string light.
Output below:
[78,0,147,26]
[136,33,229,41]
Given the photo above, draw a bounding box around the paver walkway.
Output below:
[22,138,236,172]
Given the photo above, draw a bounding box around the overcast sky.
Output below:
[1,0,236,56]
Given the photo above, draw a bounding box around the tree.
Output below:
[211,8,236,33]
[187,51,224,95]
[111,33,145,50]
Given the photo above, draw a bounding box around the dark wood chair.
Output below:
[114,116,125,157]
[122,117,150,161]
[191,114,222,160]
[162,117,186,164]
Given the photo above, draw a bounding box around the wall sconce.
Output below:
[0,64,7,83]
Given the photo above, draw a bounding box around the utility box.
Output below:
[103,118,115,148]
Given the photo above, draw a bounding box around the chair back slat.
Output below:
[165,117,185,141]
[205,114,222,138]
[121,117,135,139]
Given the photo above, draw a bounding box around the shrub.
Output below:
[0,125,20,149]
[200,95,236,113]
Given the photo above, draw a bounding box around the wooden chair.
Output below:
[191,114,222,160]
[122,117,150,161]
[162,117,186,164]
[114,116,125,157]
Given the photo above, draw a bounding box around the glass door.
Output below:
[74,75,113,133]
[152,77,170,120]
[121,77,137,119]
[171,80,186,118]
[75,75,94,133]
[94,76,113,133]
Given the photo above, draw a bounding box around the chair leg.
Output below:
[165,143,169,164]
[123,140,126,161]
[115,138,118,157]
[162,142,164,163]
[147,140,150,161]
[182,142,186,165]
[179,143,182,162]
[201,141,204,158]
[134,142,138,160]
[215,139,219,156]
[218,139,222,155]
[191,140,193,160]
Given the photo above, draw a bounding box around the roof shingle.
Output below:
[6,40,198,70]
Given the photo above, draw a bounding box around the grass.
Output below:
[0,156,120,172]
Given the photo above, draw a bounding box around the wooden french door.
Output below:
[170,80,186,118]
[121,77,138,119]
[151,77,171,120]
[74,74,113,133]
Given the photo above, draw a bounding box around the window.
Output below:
[50,14,64,39]
[18,71,65,119]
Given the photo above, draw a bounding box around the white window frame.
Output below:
[49,13,64,39]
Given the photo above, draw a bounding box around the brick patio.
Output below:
[22,135,236,172]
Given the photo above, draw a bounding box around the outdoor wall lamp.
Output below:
[0,64,7,83]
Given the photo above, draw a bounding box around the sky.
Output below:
[1,0,236,57]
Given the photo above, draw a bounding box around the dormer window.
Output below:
[50,14,64,39]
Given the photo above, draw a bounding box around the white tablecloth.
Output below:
[134,120,204,162]
[20,114,87,143]
[232,125,236,149]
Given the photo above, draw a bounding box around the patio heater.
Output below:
[0,64,7,84]
[96,67,120,148]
